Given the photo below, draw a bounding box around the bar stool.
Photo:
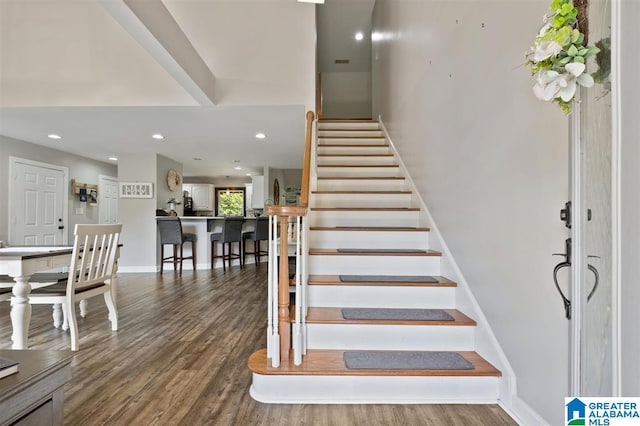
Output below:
[157,217,197,274]
[242,217,269,266]
[210,217,244,271]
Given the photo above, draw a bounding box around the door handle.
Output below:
[58,218,64,230]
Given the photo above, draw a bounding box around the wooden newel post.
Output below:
[278,215,291,361]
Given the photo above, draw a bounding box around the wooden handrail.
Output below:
[300,111,315,207]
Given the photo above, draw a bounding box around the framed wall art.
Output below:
[119,182,153,198]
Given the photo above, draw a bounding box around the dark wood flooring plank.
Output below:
[0,267,515,425]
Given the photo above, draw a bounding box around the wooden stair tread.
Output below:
[310,226,430,231]
[309,249,442,257]
[308,275,456,287]
[319,136,386,139]
[312,191,411,194]
[318,164,398,167]
[317,176,405,180]
[248,349,501,377]
[318,144,389,148]
[311,207,419,211]
[319,128,382,132]
[305,307,476,326]
[317,153,394,157]
[319,119,377,122]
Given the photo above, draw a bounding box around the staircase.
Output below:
[249,119,502,404]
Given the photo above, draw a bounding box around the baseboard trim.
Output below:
[501,395,549,426]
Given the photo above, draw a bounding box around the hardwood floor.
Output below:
[0,267,516,425]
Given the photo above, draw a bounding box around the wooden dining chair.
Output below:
[20,224,122,351]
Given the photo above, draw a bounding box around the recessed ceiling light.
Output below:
[48,134,62,140]
[246,173,252,176]
[297,0,324,3]
[108,157,118,161]
[372,32,383,41]
[234,166,242,170]
[255,133,266,139]
[355,32,364,41]
[151,133,164,140]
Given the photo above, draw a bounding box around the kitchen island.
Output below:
[178,217,258,269]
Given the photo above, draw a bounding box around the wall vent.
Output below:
[334,59,350,64]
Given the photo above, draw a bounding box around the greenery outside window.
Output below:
[216,188,245,217]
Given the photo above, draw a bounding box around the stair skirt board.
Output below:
[306,324,475,351]
[309,231,429,250]
[307,285,455,308]
[308,255,441,275]
[250,374,500,404]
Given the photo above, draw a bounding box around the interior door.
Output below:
[572,0,616,396]
[10,158,67,245]
[99,175,119,224]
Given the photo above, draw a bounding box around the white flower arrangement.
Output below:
[527,0,599,113]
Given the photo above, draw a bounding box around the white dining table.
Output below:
[0,246,73,349]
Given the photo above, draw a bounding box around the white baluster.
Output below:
[266,214,273,360]
[270,215,280,367]
[293,215,302,365]
[302,216,308,355]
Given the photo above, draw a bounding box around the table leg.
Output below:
[10,275,32,349]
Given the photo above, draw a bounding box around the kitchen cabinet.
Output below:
[251,176,264,209]
[184,184,214,211]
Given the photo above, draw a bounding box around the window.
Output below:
[215,188,245,217]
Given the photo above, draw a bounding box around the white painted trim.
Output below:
[8,156,69,246]
[377,118,519,411]
[503,396,550,426]
[569,92,583,396]
[610,0,622,397]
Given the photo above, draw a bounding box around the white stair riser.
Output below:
[318,130,384,137]
[317,166,400,177]
[306,324,475,351]
[317,146,391,155]
[311,193,412,208]
[310,230,429,250]
[319,138,387,145]
[317,155,396,165]
[308,285,454,308]
[310,210,419,227]
[309,255,440,275]
[318,122,380,130]
[251,375,500,403]
[316,179,406,191]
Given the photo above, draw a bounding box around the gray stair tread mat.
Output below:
[341,308,454,321]
[339,275,439,283]
[344,351,474,370]
[336,249,427,253]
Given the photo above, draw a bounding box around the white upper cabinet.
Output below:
[185,184,214,211]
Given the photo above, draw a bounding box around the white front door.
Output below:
[98,175,118,224]
[10,157,68,245]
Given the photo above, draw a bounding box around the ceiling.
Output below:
[0,0,317,178]
[0,0,375,178]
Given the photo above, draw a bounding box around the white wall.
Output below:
[372,1,569,423]
[322,72,372,118]
[620,0,640,397]
[157,154,184,216]
[0,135,117,242]
[117,153,158,271]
